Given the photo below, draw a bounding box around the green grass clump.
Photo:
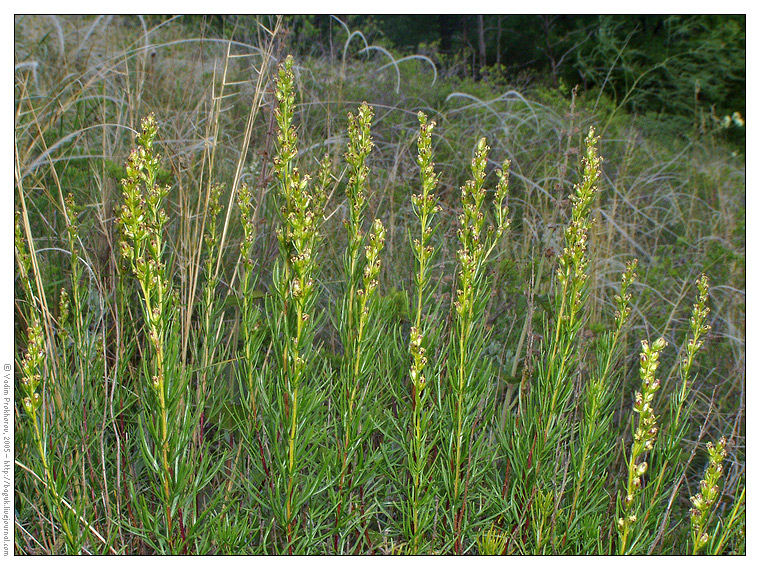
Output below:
[14,16,744,556]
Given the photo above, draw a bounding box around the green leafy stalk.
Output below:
[503,128,600,553]
[645,274,713,548]
[58,192,96,551]
[14,210,34,306]
[543,127,601,441]
[406,112,442,553]
[446,138,510,553]
[20,318,76,549]
[566,259,637,546]
[673,274,712,434]
[617,336,667,554]
[118,114,182,552]
[708,481,745,555]
[197,183,224,404]
[690,437,728,554]
[237,182,266,430]
[269,56,324,553]
[333,103,385,552]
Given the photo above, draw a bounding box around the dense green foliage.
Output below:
[198,15,745,137]
[14,16,744,555]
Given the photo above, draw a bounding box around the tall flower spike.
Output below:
[614,259,638,328]
[270,56,324,553]
[344,102,374,248]
[690,437,729,554]
[494,160,511,237]
[557,127,600,289]
[404,112,443,553]
[682,274,711,379]
[618,337,667,553]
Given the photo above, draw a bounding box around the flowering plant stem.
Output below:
[334,102,385,552]
[118,115,180,553]
[406,112,441,553]
[269,56,325,553]
[446,138,509,553]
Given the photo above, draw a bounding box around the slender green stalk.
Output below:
[567,260,637,536]
[58,192,97,552]
[197,183,224,403]
[237,183,265,424]
[406,112,442,553]
[543,127,601,441]
[269,56,324,553]
[617,337,667,554]
[689,437,728,554]
[335,218,385,551]
[333,103,383,551]
[645,274,714,549]
[446,138,509,553]
[118,114,178,552]
[499,129,601,554]
[709,483,745,555]
[673,275,712,432]
[19,318,76,549]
